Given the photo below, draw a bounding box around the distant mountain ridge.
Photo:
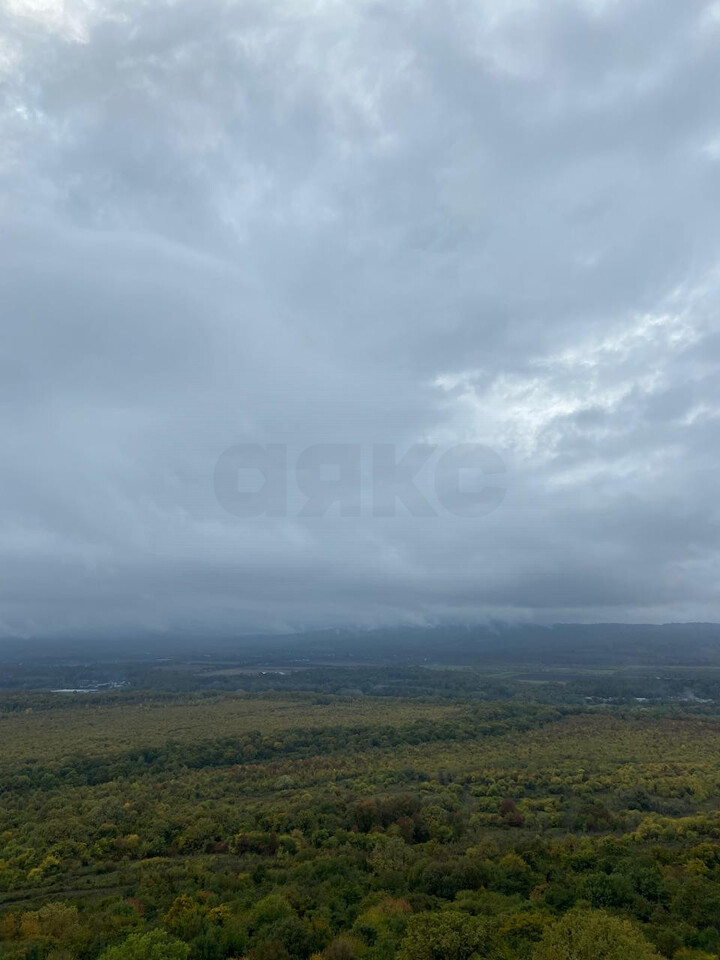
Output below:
[5,622,720,666]
[242,622,720,666]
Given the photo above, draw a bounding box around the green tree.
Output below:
[532,910,662,960]
[398,911,497,960]
[99,929,190,960]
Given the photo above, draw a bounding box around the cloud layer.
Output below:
[2,0,720,639]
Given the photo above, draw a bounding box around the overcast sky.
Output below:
[2,0,720,640]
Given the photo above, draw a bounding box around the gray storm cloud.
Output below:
[1,0,720,639]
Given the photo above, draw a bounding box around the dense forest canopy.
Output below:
[1,643,720,960]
